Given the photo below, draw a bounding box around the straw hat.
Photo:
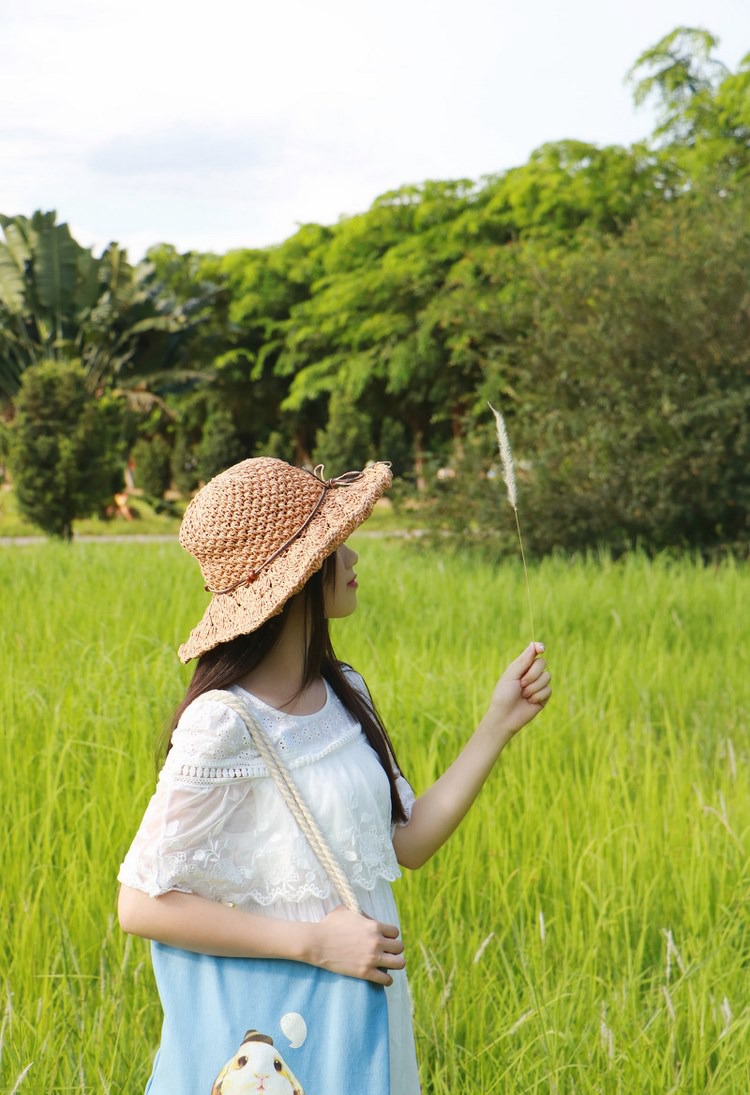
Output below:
[177,457,392,662]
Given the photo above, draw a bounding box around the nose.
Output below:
[342,543,358,567]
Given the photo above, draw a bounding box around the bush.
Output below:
[8,359,124,539]
[197,408,246,483]
[0,419,9,483]
[435,188,750,557]
[313,391,373,473]
[253,430,296,464]
[378,417,412,478]
[171,429,199,496]
[131,435,172,499]
[516,192,750,556]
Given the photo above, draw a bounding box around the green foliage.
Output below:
[0,212,90,400]
[196,407,247,483]
[8,359,124,539]
[435,185,750,557]
[170,428,199,496]
[131,435,172,499]
[628,27,727,142]
[0,418,9,474]
[312,391,373,472]
[378,417,411,477]
[629,28,750,183]
[4,28,746,557]
[522,187,749,557]
[0,213,220,411]
[0,484,183,538]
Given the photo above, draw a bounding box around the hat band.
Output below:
[205,466,365,595]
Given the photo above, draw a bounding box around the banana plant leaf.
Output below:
[0,216,34,270]
[0,243,26,314]
[34,218,81,319]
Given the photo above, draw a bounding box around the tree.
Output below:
[216,224,334,464]
[9,359,123,539]
[279,182,478,485]
[0,212,218,408]
[628,28,750,183]
[439,185,750,557]
[628,27,727,143]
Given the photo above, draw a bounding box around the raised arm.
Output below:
[393,642,550,870]
[117,887,404,986]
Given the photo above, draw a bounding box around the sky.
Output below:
[1,0,748,260]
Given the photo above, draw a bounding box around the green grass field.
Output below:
[1,539,748,1093]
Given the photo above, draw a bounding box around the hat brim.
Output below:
[178,462,392,662]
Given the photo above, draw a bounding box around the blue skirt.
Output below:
[145,943,391,1095]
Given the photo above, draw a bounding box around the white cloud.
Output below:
[88,124,276,175]
[2,0,747,257]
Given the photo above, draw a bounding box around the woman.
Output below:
[118,457,551,1094]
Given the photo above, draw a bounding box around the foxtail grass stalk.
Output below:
[488,402,535,641]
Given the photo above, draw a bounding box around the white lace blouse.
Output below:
[119,671,415,912]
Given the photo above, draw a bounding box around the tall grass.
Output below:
[1,540,748,1093]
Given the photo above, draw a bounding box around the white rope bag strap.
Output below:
[206,689,361,914]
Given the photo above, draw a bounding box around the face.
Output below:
[213,1039,304,1095]
[324,542,359,620]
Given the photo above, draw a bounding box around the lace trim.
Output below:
[168,684,367,786]
[172,721,363,786]
[141,822,403,906]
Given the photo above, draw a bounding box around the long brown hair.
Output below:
[163,554,408,823]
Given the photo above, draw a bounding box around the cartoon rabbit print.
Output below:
[211,1030,305,1095]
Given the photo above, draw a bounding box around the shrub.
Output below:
[131,435,172,499]
[313,391,373,473]
[171,429,199,496]
[196,408,246,483]
[8,359,123,539]
[435,188,750,557]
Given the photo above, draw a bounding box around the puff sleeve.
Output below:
[118,695,265,903]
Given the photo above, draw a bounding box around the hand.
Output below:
[312,906,405,986]
[488,642,551,739]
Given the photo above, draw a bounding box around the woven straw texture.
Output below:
[178,458,392,662]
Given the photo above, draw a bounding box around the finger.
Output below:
[380,936,405,955]
[528,685,552,707]
[379,922,401,939]
[504,642,546,681]
[520,658,546,688]
[524,674,552,699]
[378,949,406,969]
[522,669,551,698]
[371,968,394,986]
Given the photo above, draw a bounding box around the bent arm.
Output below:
[118,885,311,960]
[117,886,405,986]
[393,642,551,870]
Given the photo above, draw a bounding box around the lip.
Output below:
[347,577,358,589]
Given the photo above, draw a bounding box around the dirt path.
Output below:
[0,529,428,546]
[0,534,178,545]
